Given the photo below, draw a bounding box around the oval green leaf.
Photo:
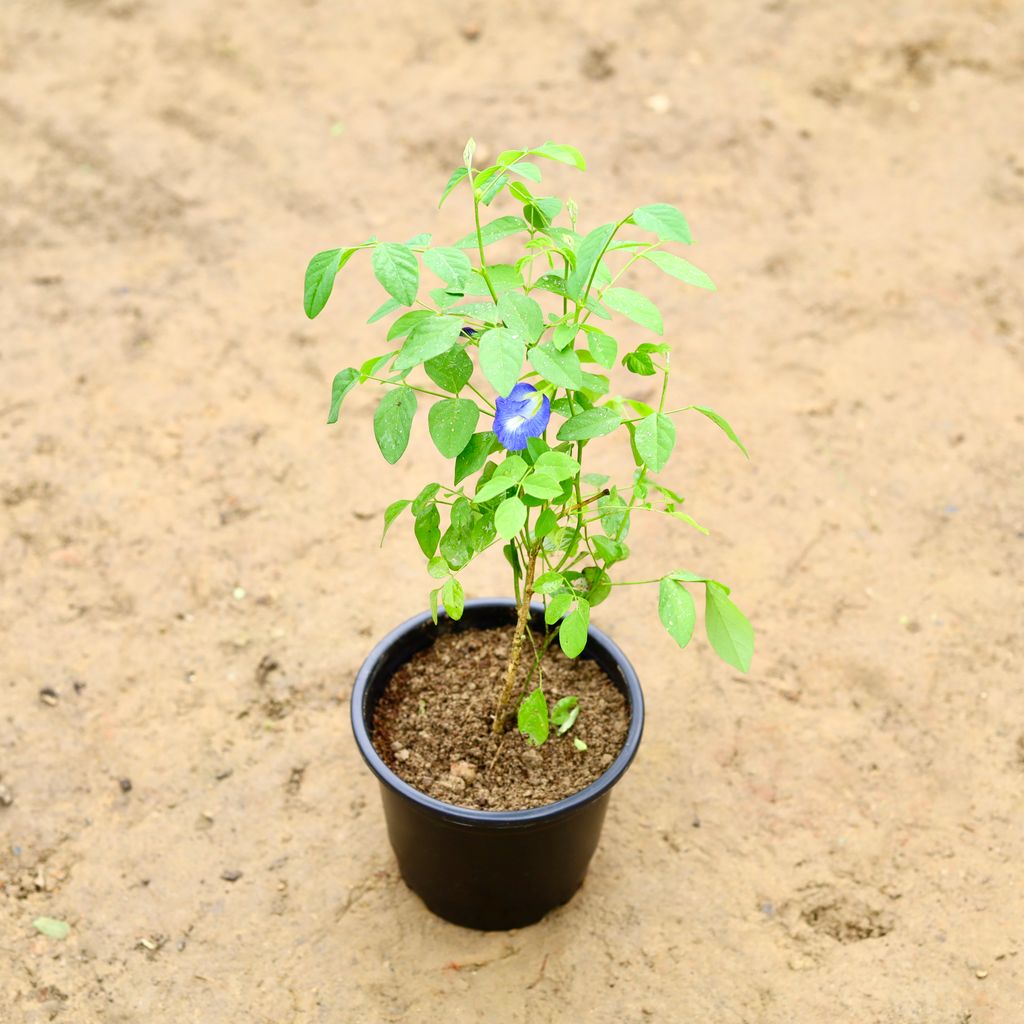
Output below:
[602,287,663,335]
[705,582,754,672]
[373,386,417,464]
[658,577,696,649]
[634,412,676,472]
[631,203,693,244]
[556,407,621,441]
[395,317,464,372]
[428,398,479,458]
[528,343,583,390]
[372,242,419,306]
[479,327,525,397]
[517,687,549,746]
[559,599,590,658]
[494,495,527,539]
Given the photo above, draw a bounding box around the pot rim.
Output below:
[350,598,645,827]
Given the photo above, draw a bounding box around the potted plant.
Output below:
[303,141,753,930]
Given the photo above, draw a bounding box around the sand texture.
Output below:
[1,1,1023,1021]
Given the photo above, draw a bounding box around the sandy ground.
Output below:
[1,0,1023,1021]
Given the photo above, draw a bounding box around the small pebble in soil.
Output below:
[39,687,59,706]
[221,869,243,882]
[0,783,13,807]
[118,778,132,793]
[395,748,410,762]
[450,760,477,783]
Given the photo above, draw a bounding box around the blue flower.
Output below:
[493,382,551,451]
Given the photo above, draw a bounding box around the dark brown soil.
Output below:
[371,625,630,811]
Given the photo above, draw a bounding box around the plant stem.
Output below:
[492,540,540,735]
[471,179,500,304]
[364,376,491,416]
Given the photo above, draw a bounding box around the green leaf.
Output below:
[556,407,621,441]
[429,587,440,623]
[634,413,676,472]
[528,343,583,390]
[373,387,417,464]
[581,566,612,606]
[545,591,573,624]
[473,473,518,503]
[534,508,557,538]
[465,264,524,297]
[480,171,510,205]
[494,495,527,539]
[689,406,749,458]
[506,160,541,182]
[440,497,473,569]
[518,687,549,746]
[524,197,561,229]
[455,216,530,249]
[438,166,469,207]
[592,535,627,565]
[424,247,473,287]
[670,509,709,534]
[411,482,441,516]
[367,297,401,323]
[573,737,588,751]
[327,368,359,424]
[32,917,70,940]
[394,316,463,371]
[428,398,479,458]
[454,431,497,484]
[425,345,474,394]
[534,571,566,595]
[522,473,563,500]
[463,137,476,166]
[566,222,615,300]
[622,350,657,375]
[304,247,355,318]
[493,454,529,482]
[414,504,441,557]
[551,323,578,352]
[643,250,715,290]
[559,599,590,658]
[386,309,434,341]
[497,291,544,344]
[382,499,411,543]
[372,242,419,306]
[551,695,580,734]
[631,203,693,244]
[599,486,630,539]
[658,577,696,649]
[441,577,465,620]
[427,555,449,579]
[602,287,663,334]
[533,450,580,480]
[471,512,497,553]
[583,328,618,368]
[479,327,524,397]
[705,582,753,671]
[530,142,586,170]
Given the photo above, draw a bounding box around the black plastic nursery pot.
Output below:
[350,598,645,931]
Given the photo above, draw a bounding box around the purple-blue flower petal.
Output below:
[493,383,551,451]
